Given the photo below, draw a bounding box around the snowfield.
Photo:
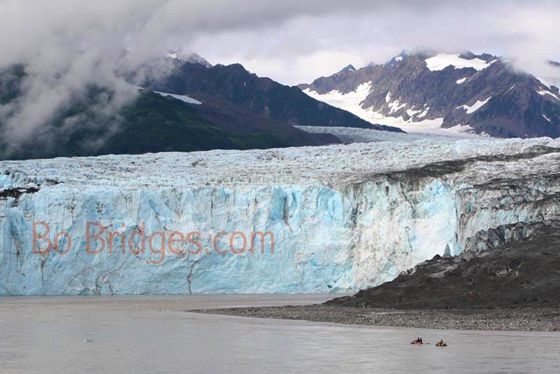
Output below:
[303,86,480,137]
[459,97,492,114]
[424,53,495,72]
[153,91,202,105]
[303,83,373,125]
[1,136,560,295]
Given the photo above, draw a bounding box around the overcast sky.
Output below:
[1,0,559,84]
[0,0,559,151]
[184,0,560,84]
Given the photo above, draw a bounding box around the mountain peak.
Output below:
[166,50,212,68]
[385,50,412,66]
[337,64,356,74]
[301,50,560,139]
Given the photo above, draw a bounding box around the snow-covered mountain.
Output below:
[166,49,213,68]
[1,135,560,295]
[300,51,560,138]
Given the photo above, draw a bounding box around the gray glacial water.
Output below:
[0,295,559,373]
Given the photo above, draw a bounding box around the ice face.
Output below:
[1,136,560,295]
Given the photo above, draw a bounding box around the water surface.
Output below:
[0,295,558,373]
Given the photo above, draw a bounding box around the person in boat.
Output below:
[436,340,447,347]
[411,337,423,344]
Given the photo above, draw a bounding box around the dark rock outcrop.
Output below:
[328,222,560,309]
[147,60,401,132]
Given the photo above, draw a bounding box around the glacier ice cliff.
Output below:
[1,136,560,295]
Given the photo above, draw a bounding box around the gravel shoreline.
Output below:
[194,304,560,332]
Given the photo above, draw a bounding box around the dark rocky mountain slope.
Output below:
[300,52,560,138]
[0,82,338,160]
[146,60,401,132]
[328,222,560,309]
[1,56,405,160]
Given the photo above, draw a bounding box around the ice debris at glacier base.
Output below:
[1,136,560,295]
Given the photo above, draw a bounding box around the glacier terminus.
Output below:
[1,134,560,295]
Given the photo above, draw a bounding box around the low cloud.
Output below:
[0,0,559,155]
[188,1,560,84]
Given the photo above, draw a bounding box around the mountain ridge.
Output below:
[144,59,402,132]
[300,51,560,138]
[0,56,404,160]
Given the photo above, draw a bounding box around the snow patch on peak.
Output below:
[154,91,202,105]
[538,89,560,102]
[416,107,429,119]
[406,107,422,117]
[303,82,373,119]
[456,77,467,84]
[167,50,212,67]
[385,91,392,103]
[459,97,492,114]
[388,99,407,114]
[425,54,495,72]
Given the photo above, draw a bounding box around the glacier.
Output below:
[1,136,560,295]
